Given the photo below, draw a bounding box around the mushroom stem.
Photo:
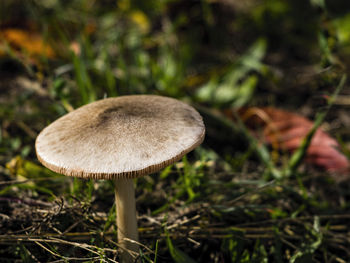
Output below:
[115,178,139,262]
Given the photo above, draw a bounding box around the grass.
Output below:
[1,0,350,262]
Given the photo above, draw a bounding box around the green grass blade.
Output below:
[284,74,346,176]
[166,235,197,263]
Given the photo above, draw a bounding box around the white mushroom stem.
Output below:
[115,178,139,262]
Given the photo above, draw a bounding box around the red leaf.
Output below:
[227,107,349,174]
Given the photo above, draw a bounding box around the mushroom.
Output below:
[35,95,205,262]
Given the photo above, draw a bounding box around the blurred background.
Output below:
[1,0,350,262]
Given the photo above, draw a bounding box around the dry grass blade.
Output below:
[1,236,118,263]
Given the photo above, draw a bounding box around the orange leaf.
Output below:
[0,28,55,59]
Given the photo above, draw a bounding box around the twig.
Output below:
[167,214,201,230]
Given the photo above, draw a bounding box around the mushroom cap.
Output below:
[35,95,205,179]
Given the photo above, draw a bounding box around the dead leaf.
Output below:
[0,28,55,59]
[227,107,350,174]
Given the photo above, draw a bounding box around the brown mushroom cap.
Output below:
[35,95,205,179]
